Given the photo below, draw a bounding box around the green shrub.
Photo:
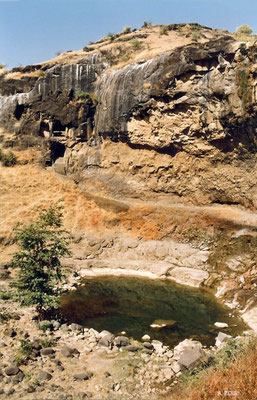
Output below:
[74,91,90,100]
[83,46,91,52]
[0,292,12,300]
[37,321,53,331]
[160,25,168,35]
[11,203,70,316]
[123,26,131,34]
[122,53,131,62]
[0,150,17,167]
[192,32,201,42]
[237,67,249,104]
[130,39,142,50]
[108,32,115,41]
[40,338,53,348]
[236,24,253,35]
[142,21,151,28]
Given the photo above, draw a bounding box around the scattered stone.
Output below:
[74,372,93,381]
[215,332,232,347]
[37,370,52,381]
[98,333,115,347]
[114,336,130,347]
[41,348,55,356]
[170,360,181,374]
[51,320,61,330]
[162,368,174,380]
[142,334,151,341]
[104,371,111,378]
[214,322,229,329]
[60,347,79,357]
[123,345,140,352]
[12,370,24,383]
[4,366,20,376]
[143,342,153,350]
[70,323,83,333]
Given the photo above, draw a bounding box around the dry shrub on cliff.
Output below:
[166,338,257,400]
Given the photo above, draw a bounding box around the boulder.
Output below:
[214,322,229,329]
[98,333,115,347]
[143,342,154,350]
[5,366,20,376]
[41,347,55,356]
[141,334,151,341]
[37,370,52,381]
[173,339,206,369]
[215,332,232,348]
[114,336,130,347]
[60,347,79,357]
[74,372,93,381]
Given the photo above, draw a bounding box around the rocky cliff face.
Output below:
[1,25,257,207]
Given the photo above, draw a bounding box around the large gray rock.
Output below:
[114,336,130,347]
[98,333,115,347]
[37,370,52,381]
[4,366,20,376]
[173,339,206,369]
[215,332,232,348]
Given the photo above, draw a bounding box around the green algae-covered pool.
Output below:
[60,276,248,347]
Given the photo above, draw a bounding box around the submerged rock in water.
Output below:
[150,319,176,329]
[214,322,229,328]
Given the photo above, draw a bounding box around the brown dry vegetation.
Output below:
[166,340,257,400]
[0,161,117,262]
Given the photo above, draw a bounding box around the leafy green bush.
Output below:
[37,321,53,331]
[236,24,253,35]
[130,39,142,50]
[160,25,168,35]
[108,32,115,41]
[11,203,71,316]
[83,46,93,52]
[40,338,53,348]
[123,26,131,34]
[0,150,17,167]
[192,32,201,42]
[122,53,131,62]
[0,291,12,300]
[142,21,151,28]
[74,91,90,100]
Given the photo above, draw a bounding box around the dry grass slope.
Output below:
[166,339,257,400]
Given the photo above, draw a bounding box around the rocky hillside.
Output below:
[1,23,257,207]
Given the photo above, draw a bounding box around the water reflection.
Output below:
[60,276,247,347]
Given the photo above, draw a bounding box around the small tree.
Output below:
[236,24,253,35]
[11,203,70,316]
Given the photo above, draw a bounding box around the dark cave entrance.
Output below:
[50,141,66,163]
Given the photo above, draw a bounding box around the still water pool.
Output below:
[60,276,248,347]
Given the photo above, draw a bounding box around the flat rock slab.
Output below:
[167,267,209,287]
[150,319,176,329]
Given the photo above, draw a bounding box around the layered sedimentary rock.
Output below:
[1,27,257,206]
